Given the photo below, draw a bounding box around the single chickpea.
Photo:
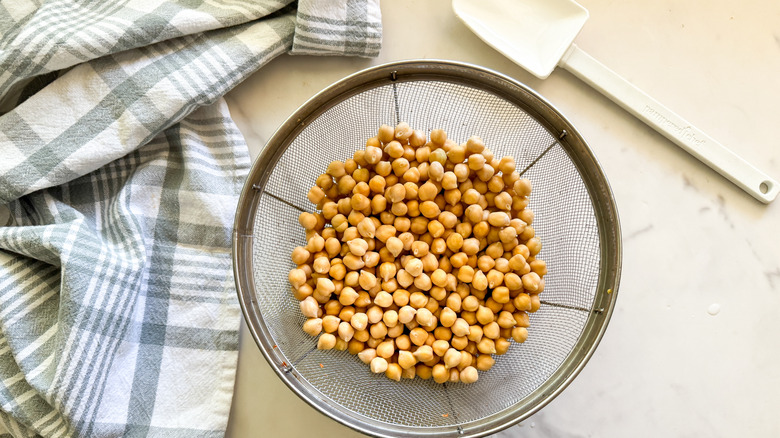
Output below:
[494,192,513,211]
[321,315,340,333]
[318,333,337,350]
[350,311,369,330]
[461,238,480,256]
[511,327,529,343]
[496,156,515,175]
[428,160,445,182]
[441,172,458,190]
[409,327,429,346]
[464,204,483,224]
[370,356,389,374]
[432,364,449,384]
[374,290,394,307]
[432,340,450,357]
[443,348,462,369]
[445,233,464,252]
[530,259,547,276]
[288,268,307,288]
[483,321,500,340]
[443,188,461,205]
[464,136,484,153]
[526,236,542,256]
[467,325,483,343]
[419,201,441,219]
[378,262,397,283]
[324,161,346,180]
[345,339,363,355]
[504,273,523,291]
[303,318,323,337]
[356,217,375,239]
[339,287,359,306]
[370,321,389,339]
[475,305,493,325]
[497,311,517,329]
[492,286,510,304]
[477,338,497,355]
[374,224,396,243]
[367,305,385,324]
[476,354,495,371]
[394,290,412,309]
[513,178,532,197]
[413,345,435,363]
[337,321,355,342]
[446,146,466,164]
[513,293,532,312]
[519,209,534,226]
[398,350,417,370]
[453,163,470,182]
[487,212,510,227]
[291,246,310,265]
[365,144,383,164]
[458,366,478,384]
[451,318,471,338]
[521,272,541,292]
[346,238,368,257]
[384,140,404,159]
[354,329,370,343]
[430,238,447,255]
[300,296,320,318]
[494,337,511,355]
[377,124,395,143]
[471,270,488,291]
[476,164,495,182]
[468,153,486,171]
[354,149,369,166]
[415,307,435,327]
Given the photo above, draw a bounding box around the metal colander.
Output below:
[232,60,621,437]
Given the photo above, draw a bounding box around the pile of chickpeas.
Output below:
[288,123,546,384]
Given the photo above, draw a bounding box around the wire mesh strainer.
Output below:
[233,60,621,437]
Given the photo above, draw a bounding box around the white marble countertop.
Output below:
[223,1,780,436]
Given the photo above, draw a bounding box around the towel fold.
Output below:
[0,1,381,436]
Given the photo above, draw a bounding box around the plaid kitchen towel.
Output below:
[0,1,381,437]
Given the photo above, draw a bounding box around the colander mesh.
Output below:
[250,80,600,430]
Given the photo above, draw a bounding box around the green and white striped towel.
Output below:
[0,1,381,437]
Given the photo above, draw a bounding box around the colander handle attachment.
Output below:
[559,43,778,204]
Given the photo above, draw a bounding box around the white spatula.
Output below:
[453,0,778,203]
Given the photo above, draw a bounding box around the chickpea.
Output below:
[497,311,517,329]
[428,161,445,182]
[521,272,541,292]
[318,333,337,350]
[513,293,532,312]
[355,348,376,365]
[441,172,458,191]
[443,348,462,369]
[530,259,547,276]
[475,164,494,182]
[337,321,355,342]
[476,354,495,371]
[370,356,389,374]
[513,178,532,197]
[419,201,441,219]
[374,290,393,307]
[416,308,434,327]
[471,270,488,291]
[302,318,323,337]
[511,327,529,343]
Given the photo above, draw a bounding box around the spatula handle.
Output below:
[559,43,778,203]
